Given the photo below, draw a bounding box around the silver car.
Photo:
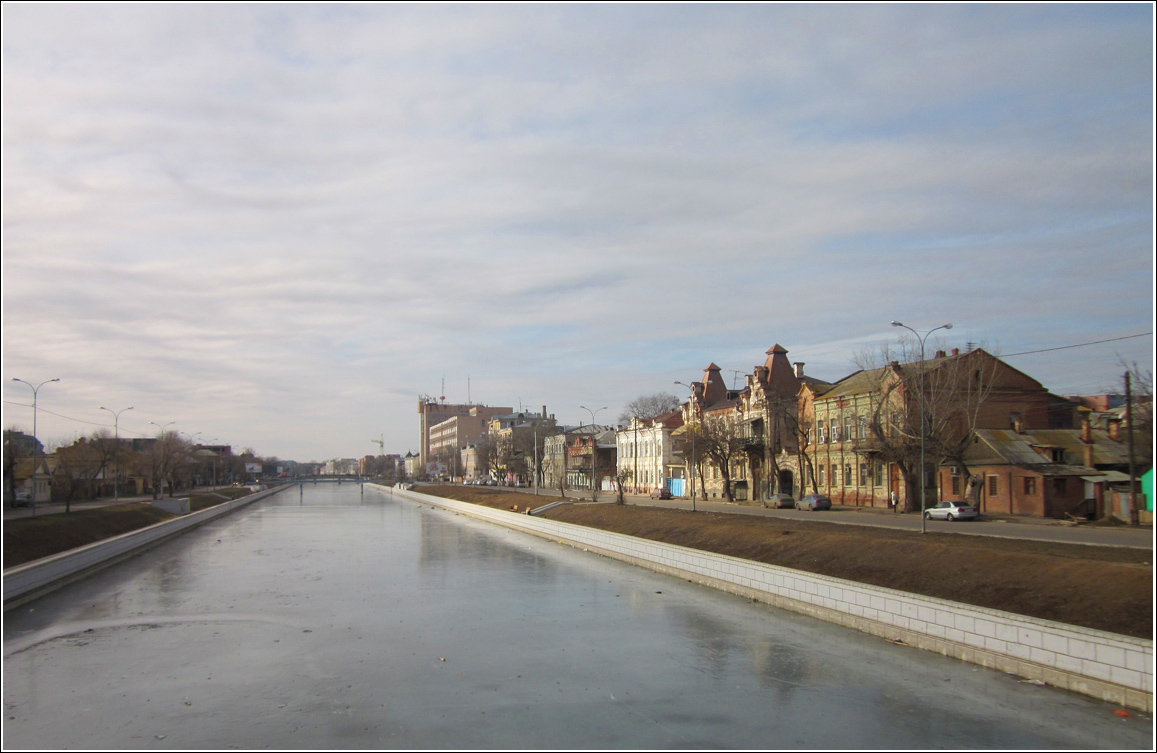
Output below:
[923,500,978,521]
[797,494,831,511]
[764,493,795,509]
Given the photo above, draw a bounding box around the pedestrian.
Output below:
[890,490,899,513]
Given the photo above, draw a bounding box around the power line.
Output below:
[2,400,153,437]
[1001,332,1152,358]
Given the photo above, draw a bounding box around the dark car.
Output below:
[650,487,673,499]
[797,494,832,511]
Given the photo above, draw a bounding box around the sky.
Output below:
[2,4,1153,463]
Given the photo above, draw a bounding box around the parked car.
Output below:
[649,487,673,499]
[924,500,978,521]
[765,493,795,509]
[14,489,33,507]
[797,494,831,511]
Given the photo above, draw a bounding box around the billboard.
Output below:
[245,463,263,474]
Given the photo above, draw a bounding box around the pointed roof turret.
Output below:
[700,363,728,407]
[762,344,802,396]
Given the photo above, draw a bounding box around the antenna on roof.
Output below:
[731,370,743,390]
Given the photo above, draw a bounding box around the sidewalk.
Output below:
[4,486,236,521]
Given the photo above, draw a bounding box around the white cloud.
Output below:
[3,4,1151,460]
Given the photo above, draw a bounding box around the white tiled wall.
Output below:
[4,485,290,607]
[387,485,1154,711]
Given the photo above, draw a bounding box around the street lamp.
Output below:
[150,420,176,436]
[12,377,59,516]
[579,405,606,498]
[674,381,698,512]
[99,406,133,502]
[11,378,60,456]
[890,321,953,534]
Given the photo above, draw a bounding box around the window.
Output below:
[858,415,868,439]
[891,413,902,437]
[951,476,961,495]
[859,463,868,486]
[844,415,854,440]
[1024,477,1037,495]
[831,464,838,486]
[818,466,825,485]
[844,465,852,486]
[818,419,826,444]
[874,463,884,486]
[1050,448,1065,463]
[988,476,999,496]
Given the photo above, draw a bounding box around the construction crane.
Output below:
[371,435,384,456]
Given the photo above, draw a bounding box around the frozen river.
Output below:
[3,483,1152,749]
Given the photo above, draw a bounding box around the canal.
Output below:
[3,483,1151,749]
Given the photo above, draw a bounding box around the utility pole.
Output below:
[1125,372,1140,526]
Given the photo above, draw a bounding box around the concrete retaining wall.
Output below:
[3,485,291,610]
[375,484,1154,712]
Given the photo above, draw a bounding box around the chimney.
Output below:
[1083,443,1095,469]
[935,350,946,359]
[1108,417,1121,442]
[1080,416,1092,444]
[951,348,960,356]
[794,362,805,378]
[1013,415,1024,434]
[542,405,547,419]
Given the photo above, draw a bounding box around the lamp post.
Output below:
[12,377,59,516]
[99,406,133,502]
[579,405,606,499]
[674,381,698,512]
[890,321,953,534]
[11,378,59,456]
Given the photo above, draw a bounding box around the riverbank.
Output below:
[421,485,1152,639]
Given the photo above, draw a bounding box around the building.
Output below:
[417,399,511,467]
[616,409,683,495]
[947,417,1132,519]
[801,348,1078,511]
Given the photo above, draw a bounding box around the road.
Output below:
[494,485,1154,550]
[4,483,1150,749]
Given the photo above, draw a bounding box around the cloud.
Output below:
[3,4,1151,460]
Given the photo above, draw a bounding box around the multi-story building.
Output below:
[801,347,1077,511]
[616,409,683,495]
[416,399,511,467]
[566,427,617,492]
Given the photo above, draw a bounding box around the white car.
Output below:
[923,501,978,521]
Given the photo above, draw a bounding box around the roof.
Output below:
[969,428,1130,472]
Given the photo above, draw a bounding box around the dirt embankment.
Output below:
[421,485,1152,639]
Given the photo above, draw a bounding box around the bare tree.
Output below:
[1121,360,1153,470]
[690,411,746,503]
[855,344,1000,512]
[611,466,633,504]
[54,431,117,511]
[617,392,680,426]
[136,432,194,499]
